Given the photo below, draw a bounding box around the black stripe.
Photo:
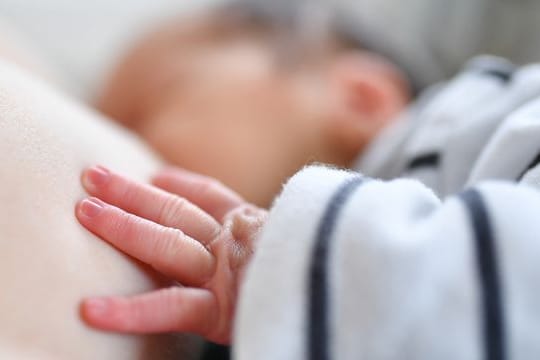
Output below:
[308,177,364,360]
[517,151,540,181]
[460,189,506,360]
[406,152,440,171]
[480,68,514,84]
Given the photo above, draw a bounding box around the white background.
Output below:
[0,0,224,99]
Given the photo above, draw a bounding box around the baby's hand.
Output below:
[75,166,267,344]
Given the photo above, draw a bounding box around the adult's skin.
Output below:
[0,57,200,358]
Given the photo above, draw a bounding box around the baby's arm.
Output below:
[234,166,540,359]
[76,166,267,345]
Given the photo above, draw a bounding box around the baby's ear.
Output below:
[325,51,410,151]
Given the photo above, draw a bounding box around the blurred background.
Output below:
[1,0,540,102]
[0,0,225,99]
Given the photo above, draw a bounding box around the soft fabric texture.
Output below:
[358,56,540,196]
[469,96,540,187]
[235,167,540,360]
[234,59,540,359]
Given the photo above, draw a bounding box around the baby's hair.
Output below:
[202,0,420,92]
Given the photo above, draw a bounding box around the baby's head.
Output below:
[99,3,410,206]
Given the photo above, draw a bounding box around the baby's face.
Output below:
[99,19,329,207]
[98,16,407,207]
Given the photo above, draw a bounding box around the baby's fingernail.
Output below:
[79,198,105,218]
[83,165,110,191]
[84,298,109,317]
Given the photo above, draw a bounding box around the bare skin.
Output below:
[73,13,409,345]
[0,55,201,359]
[76,166,267,344]
[98,14,410,207]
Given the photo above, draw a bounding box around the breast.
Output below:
[0,59,200,359]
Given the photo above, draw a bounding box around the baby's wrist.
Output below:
[221,204,267,284]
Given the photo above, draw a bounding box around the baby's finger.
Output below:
[76,198,215,286]
[81,287,218,337]
[152,167,244,223]
[82,166,220,245]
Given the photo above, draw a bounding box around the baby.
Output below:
[75,3,540,360]
[77,85,540,359]
[0,3,410,358]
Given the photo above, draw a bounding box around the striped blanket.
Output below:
[234,56,540,360]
